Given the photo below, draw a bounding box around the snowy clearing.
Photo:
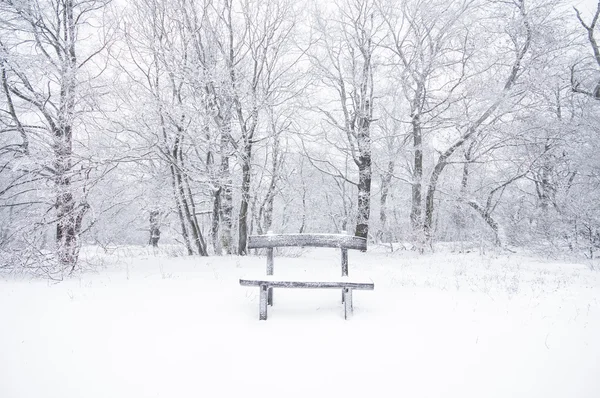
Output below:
[1,246,599,398]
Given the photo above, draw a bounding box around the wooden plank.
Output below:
[240,279,374,290]
[240,274,373,284]
[248,233,367,251]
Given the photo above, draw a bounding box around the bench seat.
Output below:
[240,277,374,320]
[239,278,374,290]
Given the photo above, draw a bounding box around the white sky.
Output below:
[572,0,599,15]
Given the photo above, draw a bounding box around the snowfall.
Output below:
[1,244,599,398]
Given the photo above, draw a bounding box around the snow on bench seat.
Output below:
[239,278,374,290]
[239,277,373,320]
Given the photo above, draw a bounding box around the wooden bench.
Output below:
[240,233,374,320]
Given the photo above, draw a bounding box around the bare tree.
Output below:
[309,0,382,240]
[422,0,533,244]
[380,0,473,240]
[572,0,600,99]
[0,0,112,272]
[120,0,209,256]
[208,0,299,254]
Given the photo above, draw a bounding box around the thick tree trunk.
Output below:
[54,130,77,267]
[355,154,372,240]
[238,141,252,255]
[219,118,233,254]
[55,7,83,271]
[409,112,423,235]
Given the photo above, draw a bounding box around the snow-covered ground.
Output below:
[1,245,599,398]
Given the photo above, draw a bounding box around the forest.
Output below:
[1,0,600,275]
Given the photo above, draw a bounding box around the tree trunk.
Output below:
[379,160,394,242]
[536,145,556,212]
[211,187,221,254]
[238,141,252,255]
[409,112,423,236]
[454,142,475,234]
[149,210,161,247]
[467,201,501,246]
[183,173,208,256]
[54,129,77,267]
[423,159,447,241]
[219,117,233,254]
[299,187,307,234]
[170,162,193,255]
[55,5,83,271]
[355,154,372,240]
[258,133,281,235]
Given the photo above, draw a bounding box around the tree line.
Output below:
[1,0,600,275]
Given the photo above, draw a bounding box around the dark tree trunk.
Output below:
[355,154,372,240]
[55,5,84,270]
[238,141,252,255]
[54,132,77,267]
[211,187,221,254]
[353,87,373,241]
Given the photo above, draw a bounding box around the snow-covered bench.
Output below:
[240,233,374,320]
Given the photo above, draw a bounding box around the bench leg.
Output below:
[268,287,273,306]
[343,288,353,319]
[259,284,268,320]
[343,288,348,319]
[347,289,353,313]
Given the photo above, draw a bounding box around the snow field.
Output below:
[1,246,599,397]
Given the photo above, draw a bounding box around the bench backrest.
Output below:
[248,233,367,277]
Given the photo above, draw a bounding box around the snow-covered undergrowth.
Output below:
[1,245,599,398]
